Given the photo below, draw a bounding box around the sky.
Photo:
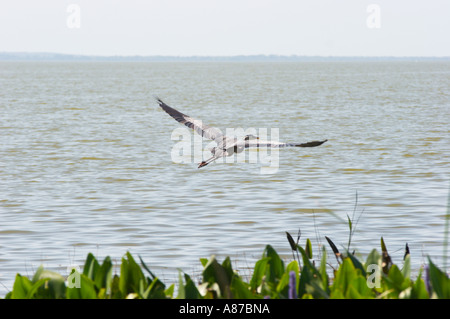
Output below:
[0,0,449,57]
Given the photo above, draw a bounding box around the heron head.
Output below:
[244,134,259,141]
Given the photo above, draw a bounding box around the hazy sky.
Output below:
[1,0,449,56]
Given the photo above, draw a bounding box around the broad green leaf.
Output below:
[138,255,167,298]
[388,264,404,288]
[250,257,270,291]
[298,263,313,297]
[119,256,129,295]
[427,257,450,299]
[177,272,202,299]
[331,258,356,297]
[330,289,345,299]
[297,247,327,298]
[304,281,330,299]
[11,274,33,299]
[347,286,363,299]
[202,256,232,298]
[331,257,371,298]
[231,276,258,299]
[402,254,411,279]
[31,265,44,283]
[365,249,381,269]
[177,271,185,299]
[347,252,366,276]
[83,253,100,280]
[264,245,285,282]
[120,252,146,296]
[31,267,66,299]
[146,277,167,299]
[165,284,175,298]
[26,279,49,299]
[277,261,299,295]
[146,276,165,299]
[200,258,208,267]
[221,257,234,282]
[94,256,112,291]
[411,269,429,299]
[347,275,374,298]
[66,274,97,299]
[110,275,122,299]
[139,278,152,299]
[384,264,411,297]
[319,246,329,291]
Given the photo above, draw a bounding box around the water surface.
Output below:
[0,61,449,295]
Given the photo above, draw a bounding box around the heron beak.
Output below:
[198,161,207,168]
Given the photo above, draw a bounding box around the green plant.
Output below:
[3,238,449,299]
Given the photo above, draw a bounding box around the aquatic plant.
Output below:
[3,235,449,299]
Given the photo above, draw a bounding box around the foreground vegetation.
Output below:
[4,234,449,299]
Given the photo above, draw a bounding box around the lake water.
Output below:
[0,61,449,296]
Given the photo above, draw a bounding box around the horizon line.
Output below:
[1,51,449,61]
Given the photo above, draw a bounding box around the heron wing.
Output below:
[156,97,224,142]
[288,140,328,147]
[245,140,286,148]
[245,139,327,148]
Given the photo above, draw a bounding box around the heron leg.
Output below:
[198,156,218,168]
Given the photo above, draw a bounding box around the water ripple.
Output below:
[0,61,449,296]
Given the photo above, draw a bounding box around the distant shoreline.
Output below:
[1,52,449,62]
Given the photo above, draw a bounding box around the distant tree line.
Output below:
[1,52,449,62]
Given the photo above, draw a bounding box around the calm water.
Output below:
[0,61,449,296]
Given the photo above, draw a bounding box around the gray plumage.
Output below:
[156,97,327,168]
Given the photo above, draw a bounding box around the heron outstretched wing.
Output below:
[156,96,327,168]
[156,97,224,143]
[245,139,327,148]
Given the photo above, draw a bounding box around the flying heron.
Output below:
[156,97,327,168]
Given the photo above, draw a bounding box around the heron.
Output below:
[156,97,327,168]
